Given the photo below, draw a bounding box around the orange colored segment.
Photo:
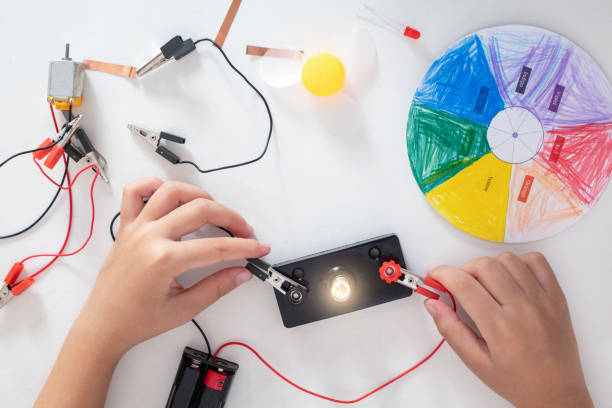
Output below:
[505,160,587,242]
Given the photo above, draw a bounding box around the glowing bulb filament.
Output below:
[330,275,351,302]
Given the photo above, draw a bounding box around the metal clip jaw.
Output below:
[246,258,308,304]
[58,115,83,148]
[136,35,196,77]
[0,283,13,309]
[379,260,446,300]
[128,124,186,164]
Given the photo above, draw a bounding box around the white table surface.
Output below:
[1,1,611,407]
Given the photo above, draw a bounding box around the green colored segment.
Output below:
[407,104,491,193]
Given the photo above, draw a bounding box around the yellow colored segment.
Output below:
[425,153,512,242]
[301,53,345,96]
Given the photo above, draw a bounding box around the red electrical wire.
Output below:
[213,293,456,404]
[49,103,59,133]
[7,106,78,289]
[20,159,98,265]
[26,155,74,281]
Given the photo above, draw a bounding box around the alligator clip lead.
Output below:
[378,260,446,299]
[0,263,34,308]
[245,258,308,304]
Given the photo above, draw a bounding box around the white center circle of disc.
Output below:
[487,107,544,164]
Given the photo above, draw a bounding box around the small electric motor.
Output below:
[47,43,84,110]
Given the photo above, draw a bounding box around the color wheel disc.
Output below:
[406,25,612,243]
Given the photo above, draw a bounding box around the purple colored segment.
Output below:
[549,85,565,112]
[479,26,612,128]
[515,66,532,94]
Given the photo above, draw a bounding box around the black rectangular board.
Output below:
[272,234,412,328]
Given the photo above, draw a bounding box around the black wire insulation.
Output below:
[190,317,212,357]
[0,139,61,168]
[109,211,120,241]
[108,38,269,355]
[0,129,69,239]
[176,38,273,173]
[109,210,212,356]
[0,156,69,239]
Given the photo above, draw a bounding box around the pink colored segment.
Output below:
[535,122,612,205]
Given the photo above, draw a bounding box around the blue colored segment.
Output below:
[413,35,505,127]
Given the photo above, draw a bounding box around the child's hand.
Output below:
[426,253,593,408]
[75,178,270,355]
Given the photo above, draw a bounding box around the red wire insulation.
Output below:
[27,156,73,281]
[49,103,59,133]
[19,159,98,264]
[8,106,76,289]
[213,293,456,404]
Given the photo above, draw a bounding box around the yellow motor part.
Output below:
[47,96,83,110]
[301,53,345,96]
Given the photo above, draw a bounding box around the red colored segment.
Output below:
[549,135,566,163]
[535,122,612,205]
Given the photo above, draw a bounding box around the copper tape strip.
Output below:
[215,0,243,47]
[246,45,304,60]
[83,59,137,78]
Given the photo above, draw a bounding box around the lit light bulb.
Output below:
[330,275,351,303]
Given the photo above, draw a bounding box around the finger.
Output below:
[424,299,491,374]
[174,267,252,314]
[495,252,543,298]
[174,237,270,271]
[139,181,213,222]
[429,265,501,336]
[461,257,523,305]
[120,177,164,224]
[520,252,564,299]
[158,198,253,240]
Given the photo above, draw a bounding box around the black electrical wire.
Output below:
[191,318,212,357]
[0,138,69,239]
[108,38,268,354]
[176,38,273,174]
[0,138,61,168]
[0,156,69,239]
[109,210,212,357]
[109,211,120,241]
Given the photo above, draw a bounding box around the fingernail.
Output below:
[259,243,271,253]
[424,299,437,317]
[246,224,254,235]
[235,271,252,286]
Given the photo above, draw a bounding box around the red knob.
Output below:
[379,260,402,283]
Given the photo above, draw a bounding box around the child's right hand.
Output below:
[426,253,593,408]
[76,178,270,357]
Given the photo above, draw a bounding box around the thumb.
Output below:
[177,267,252,314]
[424,298,491,373]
